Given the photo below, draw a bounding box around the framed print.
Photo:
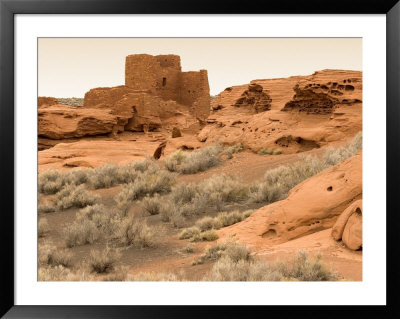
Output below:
[1,0,399,317]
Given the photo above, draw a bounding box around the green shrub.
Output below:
[272,149,282,155]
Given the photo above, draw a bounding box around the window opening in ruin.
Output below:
[162,77,167,86]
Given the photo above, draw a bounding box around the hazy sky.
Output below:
[38,38,362,97]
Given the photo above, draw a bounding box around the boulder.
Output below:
[342,211,362,250]
[332,200,362,241]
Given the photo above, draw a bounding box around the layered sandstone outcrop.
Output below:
[218,151,362,247]
[38,97,58,107]
[234,83,272,113]
[38,104,130,139]
[200,70,362,154]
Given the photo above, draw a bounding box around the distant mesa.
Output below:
[38,54,210,140]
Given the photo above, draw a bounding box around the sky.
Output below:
[38,38,362,97]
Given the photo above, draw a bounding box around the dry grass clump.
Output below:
[129,272,180,281]
[184,243,195,253]
[117,217,155,248]
[64,219,100,248]
[164,143,223,174]
[38,169,88,194]
[258,148,273,155]
[38,203,56,214]
[194,239,251,265]
[140,195,163,215]
[88,246,121,274]
[76,204,122,236]
[324,131,362,167]
[191,229,219,242]
[114,170,176,214]
[38,265,94,281]
[224,143,243,159]
[55,184,99,210]
[203,248,337,281]
[179,227,201,240]
[38,244,73,268]
[38,218,49,237]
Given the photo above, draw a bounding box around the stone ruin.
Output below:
[85,54,210,129]
[38,54,211,139]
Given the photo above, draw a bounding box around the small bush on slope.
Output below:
[88,246,121,274]
[55,184,99,210]
[76,204,122,236]
[117,217,155,248]
[38,244,73,268]
[64,219,100,248]
[38,218,49,237]
[224,143,243,159]
[38,169,88,194]
[163,143,223,174]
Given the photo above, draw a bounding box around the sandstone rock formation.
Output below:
[200,70,362,154]
[332,200,362,250]
[38,104,131,139]
[38,97,58,107]
[234,83,272,113]
[218,151,362,247]
[172,127,182,138]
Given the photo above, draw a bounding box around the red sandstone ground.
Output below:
[38,66,362,281]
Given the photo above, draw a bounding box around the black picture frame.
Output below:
[1,0,399,318]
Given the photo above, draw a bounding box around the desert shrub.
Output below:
[258,148,273,156]
[38,265,72,281]
[224,143,243,159]
[204,248,337,281]
[38,244,73,268]
[272,149,282,155]
[117,217,155,248]
[324,132,362,167]
[88,164,120,189]
[171,212,186,228]
[164,143,223,174]
[64,219,100,248]
[179,227,201,240]
[141,195,162,215]
[191,229,219,242]
[215,210,251,228]
[38,169,88,194]
[38,170,64,194]
[170,183,198,204]
[38,202,56,214]
[194,239,251,265]
[114,170,176,209]
[88,246,121,274]
[129,272,180,281]
[76,204,122,236]
[55,184,99,210]
[184,243,195,253]
[159,201,176,222]
[102,266,129,281]
[195,216,217,232]
[274,250,338,281]
[38,218,49,237]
